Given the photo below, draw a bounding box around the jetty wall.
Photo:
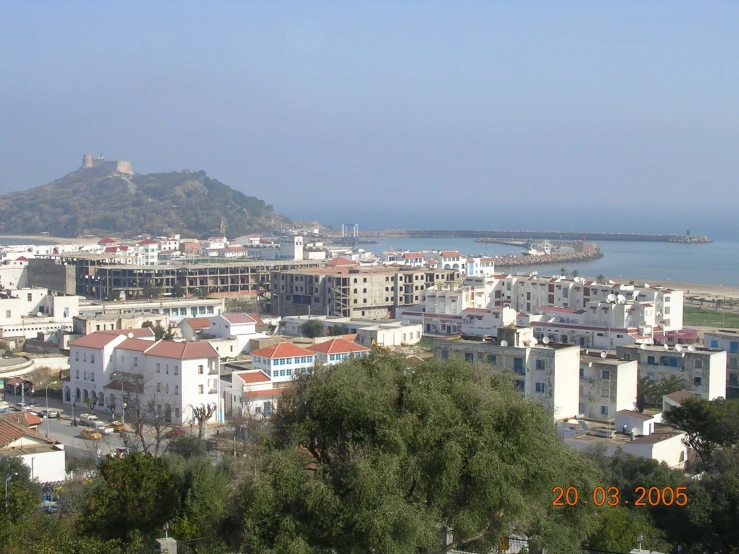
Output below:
[494,243,603,269]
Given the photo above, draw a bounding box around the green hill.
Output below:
[0,157,295,238]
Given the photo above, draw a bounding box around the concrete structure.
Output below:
[579,353,638,420]
[177,317,212,341]
[229,369,286,417]
[72,313,169,336]
[251,342,315,383]
[662,389,696,413]
[616,344,727,400]
[278,236,304,261]
[0,257,29,290]
[0,420,66,483]
[433,327,581,419]
[703,330,739,394]
[271,266,460,318]
[281,315,424,347]
[81,153,133,175]
[308,338,371,365]
[0,288,80,339]
[205,313,267,353]
[27,258,77,295]
[78,297,225,324]
[64,331,221,426]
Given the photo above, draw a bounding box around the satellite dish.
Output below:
[542,337,550,344]
[640,343,647,349]
[608,280,615,285]
[688,345,696,352]
[644,283,650,288]
[600,351,607,359]
[500,340,508,347]
[675,344,683,352]
[127,332,134,339]
[664,343,670,350]
[617,295,626,304]
[530,337,538,346]
[36,312,42,317]
[607,294,617,303]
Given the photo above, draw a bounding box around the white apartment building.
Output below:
[138,239,159,265]
[0,256,29,290]
[578,353,638,420]
[229,369,285,417]
[433,327,581,420]
[308,338,371,365]
[205,313,268,353]
[281,315,424,347]
[703,330,739,393]
[251,342,316,383]
[616,344,727,400]
[0,288,80,338]
[278,236,304,261]
[78,297,225,323]
[460,307,518,336]
[64,331,221,426]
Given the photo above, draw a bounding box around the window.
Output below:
[647,372,655,381]
[174,365,179,375]
[535,383,546,393]
[198,365,204,374]
[75,369,79,379]
[156,363,161,373]
[166,364,169,374]
[174,407,180,418]
[198,385,204,394]
[91,373,94,382]
[601,370,610,379]
[579,368,584,378]
[625,353,632,360]
[601,387,609,398]
[83,353,87,362]
[165,384,169,394]
[513,357,524,371]
[27,293,32,301]
[75,352,79,361]
[694,377,702,387]
[535,359,545,370]
[157,382,161,392]
[175,385,179,395]
[647,356,656,365]
[600,406,609,416]
[464,353,474,362]
[487,354,497,364]
[695,359,703,369]
[134,357,138,367]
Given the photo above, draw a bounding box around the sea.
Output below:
[361,238,739,287]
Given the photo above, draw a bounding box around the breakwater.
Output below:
[494,243,603,269]
[367,229,711,243]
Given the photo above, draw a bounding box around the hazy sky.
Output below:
[1,1,737,234]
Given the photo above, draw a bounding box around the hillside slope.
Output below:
[0,159,294,238]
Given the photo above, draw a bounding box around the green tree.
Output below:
[77,452,176,542]
[636,376,658,413]
[571,270,580,278]
[0,457,41,545]
[172,282,185,298]
[142,321,174,340]
[654,375,689,399]
[299,319,325,339]
[560,268,568,277]
[596,274,606,283]
[142,280,163,299]
[229,354,601,553]
[328,323,350,336]
[586,506,667,552]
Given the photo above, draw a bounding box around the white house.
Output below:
[64,331,222,426]
[579,353,638,420]
[308,338,371,365]
[461,307,518,336]
[251,342,315,383]
[0,288,80,339]
[138,239,159,265]
[206,313,268,353]
[704,330,739,393]
[230,370,284,417]
[0,420,66,483]
[178,317,212,341]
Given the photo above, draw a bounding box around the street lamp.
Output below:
[72,402,76,427]
[113,372,125,426]
[4,472,17,510]
[44,381,58,437]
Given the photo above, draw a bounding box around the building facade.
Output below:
[703,330,739,394]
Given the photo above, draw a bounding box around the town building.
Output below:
[72,313,169,336]
[578,353,638,420]
[433,327,581,420]
[0,256,29,290]
[270,266,460,319]
[703,330,739,394]
[616,344,727,400]
[308,338,371,365]
[78,297,225,324]
[251,342,315,383]
[64,331,221,426]
[177,317,212,341]
[229,369,283,417]
[204,313,268,353]
[0,288,80,339]
[0,420,66,483]
[281,315,423,347]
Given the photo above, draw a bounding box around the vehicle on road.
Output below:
[101,426,114,435]
[111,421,125,432]
[34,409,60,419]
[0,401,9,413]
[79,414,99,427]
[80,429,102,440]
[164,428,187,439]
[14,402,34,412]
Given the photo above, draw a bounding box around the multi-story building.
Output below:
[251,342,315,383]
[308,338,371,365]
[78,297,225,323]
[616,344,727,400]
[578,353,638,420]
[204,313,267,353]
[64,330,221,425]
[432,327,580,419]
[72,313,169,335]
[0,288,80,339]
[271,266,460,318]
[280,315,424,347]
[703,330,739,394]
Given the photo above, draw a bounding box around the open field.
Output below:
[683,307,739,329]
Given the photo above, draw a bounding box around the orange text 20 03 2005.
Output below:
[552,486,688,507]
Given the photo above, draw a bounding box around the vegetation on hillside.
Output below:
[0,165,294,238]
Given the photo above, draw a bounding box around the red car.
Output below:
[164,428,186,439]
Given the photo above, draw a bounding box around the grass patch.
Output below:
[684,307,739,328]
[417,337,434,350]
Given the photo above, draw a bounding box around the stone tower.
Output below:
[81,153,94,168]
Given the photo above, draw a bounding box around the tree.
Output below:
[663,397,739,470]
[654,375,689,399]
[77,452,175,542]
[0,457,41,544]
[266,322,277,335]
[571,270,579,278]
[636,376,658,413]
[596,274,606,283]
[142,321,174,341]
[560,268,568,277]
[586,506,668,552]
[142,281,163,300]
[191,403,217,439]
[299,319,324,339]
[172,282,185,298]
[328,323,350,336]
[228,354,602,553]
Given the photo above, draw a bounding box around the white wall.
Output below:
[19,448,66,483]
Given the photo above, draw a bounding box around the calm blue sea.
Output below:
[365,238,739,287]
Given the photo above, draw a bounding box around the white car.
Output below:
[14,402,33,412]
[34,409,60,419]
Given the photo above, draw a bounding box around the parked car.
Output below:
[100,426,114,435]
[14,402,33,412]
[164,428,187,439]
[80,429,102,440]
[78,414,99,427]
[34,409,60,419]
[111,421,126,433]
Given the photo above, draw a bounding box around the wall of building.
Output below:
[27,259,76,295]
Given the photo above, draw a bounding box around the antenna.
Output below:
[500,340,508,347]
[600,351,607,359]
[542,337,550,345]
[616,294,626,304]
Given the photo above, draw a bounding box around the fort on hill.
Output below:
[81,153,133,175]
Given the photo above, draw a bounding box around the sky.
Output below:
[1,1,737,237]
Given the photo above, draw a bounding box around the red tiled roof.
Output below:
[16,256,28,262]
[252,342,314,359]
[182,317,211,331]
[479,257,496,262]
[71,333,124,349]
[22,412,42,427]
[426,259,438,265]
[462,308,490,314]
[440,251,461,257]
[117,338,154,352]
[5,377,31,386]
[98,238,117,244]
[308,338,370,354]
[234,371,271,384]
[139,239,158,245]
[0,419,56,448]
[664,389,695,404]
[402,252,423,259]
[100,328,156,338]
[221,313,256,325]
[327,256,356,266]
[245,388,290,399]
[145,341,219,360]
[248,313,265,327]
